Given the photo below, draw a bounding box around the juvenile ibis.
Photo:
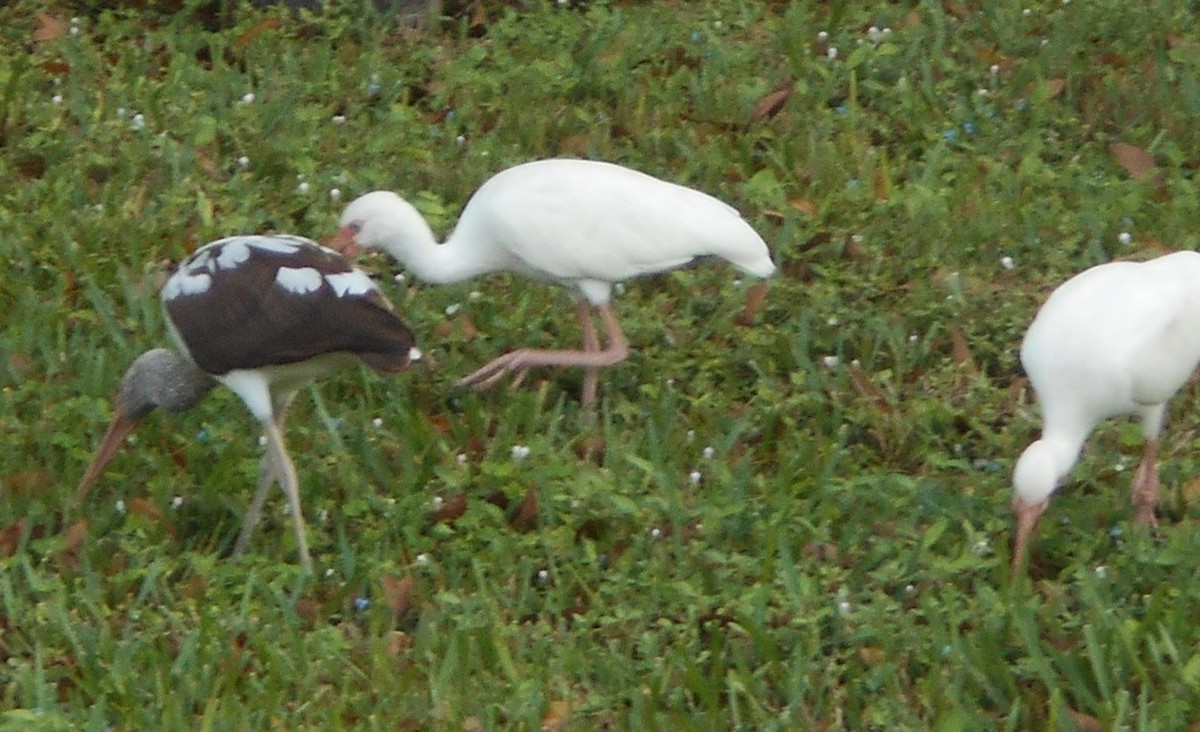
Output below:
[332,158,775,405]
[1012,250,1200,572]
[76,235,415,571]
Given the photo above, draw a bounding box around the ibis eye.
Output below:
[348,222,363,234]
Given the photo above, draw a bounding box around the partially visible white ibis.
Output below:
[1012,250,1200,572]
[332,158,775,406]
[76,235,415,571]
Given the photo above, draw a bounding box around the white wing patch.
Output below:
[324,270,377,297]
[162,271,213,300]
[216,239,252,269]
[249,237,305,255]
[184,248,213,273]
[275,266,323,295]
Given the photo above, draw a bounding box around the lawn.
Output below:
[3,0,1200,728]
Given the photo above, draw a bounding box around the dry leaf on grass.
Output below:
[234,17,281,49]
[0,519,27,558]
[736,281,770,326]
[61,520,88,555]
[749,81,792,124]
[573,434,606,464]
[950,325,976,371]
[381,575,415,619]
[433,493,468,523]
[1067,709,1103,732]
[510,487,538,531]
[848,364,893,414]
[542,700,571,731]
[129,497,163,522]
[34,13,66,43]
[1109,141,1156,180]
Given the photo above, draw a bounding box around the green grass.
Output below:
[3,0,1200,728]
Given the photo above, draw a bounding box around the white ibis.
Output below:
[331,158,775,405]
[76,235,415,571]
[1012,250,1200,572]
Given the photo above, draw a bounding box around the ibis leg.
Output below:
[1130,439,1160,528]
[577,301,602,406]
[233,399,292,559]
[232,453,278,558]
[458,304,629,406]
[261,417,313,572]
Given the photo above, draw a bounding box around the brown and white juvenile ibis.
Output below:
[1012,251,1200,573]
[76,234,415,571]
[332,158,775,406]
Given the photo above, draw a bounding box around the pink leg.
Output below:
[1130,439,1159,528]
[577,301,602,406]
[458,303,629,406]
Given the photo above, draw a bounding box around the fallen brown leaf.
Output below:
[41,59,70,75]
[735,281,770,326]
[433,493,468,523]
[5,468,52,495]
[848,365,892,414]
[61,519,88,555]
[129,497,162,522]
[387,631,413,657]
[295,598,320,624]
[949,325,976,370]
[1067,709,1103,732]
[469,2,487,31]
[789,198,817,216]
[234,17,282,49]
[750,81,792,124]
[33,13,66,43]
[0,519,27,559]
[542,700,571,731]
[573,434,606,464]
[942,1,970,21]
[456,315,479,342]
[381,575,415,619]
[510,487,538,531]
[1109,141,1156,180]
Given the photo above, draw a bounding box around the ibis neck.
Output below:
[1013,430,1087,506]
[375,216,504,285]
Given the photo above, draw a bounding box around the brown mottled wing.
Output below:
[162,235,414,376]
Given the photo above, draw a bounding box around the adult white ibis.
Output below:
[331,158,775,406]
[76,235,415,571]
[1011,250,1200,572]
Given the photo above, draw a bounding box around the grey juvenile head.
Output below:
[117,348,217,420]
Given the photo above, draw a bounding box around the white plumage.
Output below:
[334,158,775,405]
[1012,250,1200,571]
